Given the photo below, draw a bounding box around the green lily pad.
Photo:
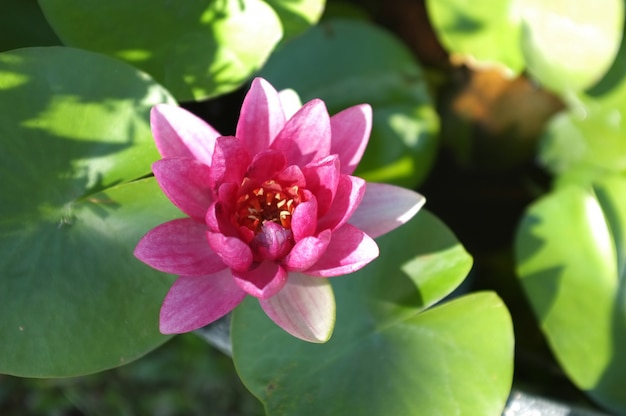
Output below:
[232,211,514,415]
[0,47,180,377]
[515,175,626,414]
[38,0,283,101]
[260,18,439,189]
[518,0,624,94]
[425,0,524,73]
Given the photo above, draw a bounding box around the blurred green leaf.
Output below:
[39,0,283,101]
[0,0,60,51]
[232,211,514,416]
[515,175,626,414]
[539,90,626,189]
[425,0,523,73]
[519,0,624,94]
[260,18,439,188]
[587,8,626,97]
[538,28,626,189]
[265,0,325,42]
[0,334,263,415]
[0,47,180,377]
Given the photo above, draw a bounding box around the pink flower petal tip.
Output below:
[260,273,336,343]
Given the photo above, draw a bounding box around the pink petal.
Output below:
[232,261,288,299]
[152,158,214,222]
[151,104,219,165]
[211,136,251,185]
[349,183,426,239]
[329,104,373,175]
[217,182,239,207]
[291,192,318,242]
[250,221,294,261]
[134,218,226,276]
[271,99,331,166]
[206,232,253,272]
[278,88,302,119]
[260,273,335,343]
[275,164,306,188]
[245,149,286,182]
[305,224,379,277]
[205,200,237,236]
[159,271,246,334]
[284,230,332,271]
[236,78,286,155]
[301,155,340,216]
[316,175,366,232]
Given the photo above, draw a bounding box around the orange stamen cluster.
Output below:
[235,179,301,233]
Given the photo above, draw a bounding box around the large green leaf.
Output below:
[232,211,514,415]
[425,0,523,74]
[515,175,626,414]
[0,47,180,377]
[260,19,439,188]
[38,0,283,101]
[518,0,624,94]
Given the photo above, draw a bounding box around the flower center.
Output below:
[235,179,302,234]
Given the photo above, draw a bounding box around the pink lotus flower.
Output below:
[135,78,425,342]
